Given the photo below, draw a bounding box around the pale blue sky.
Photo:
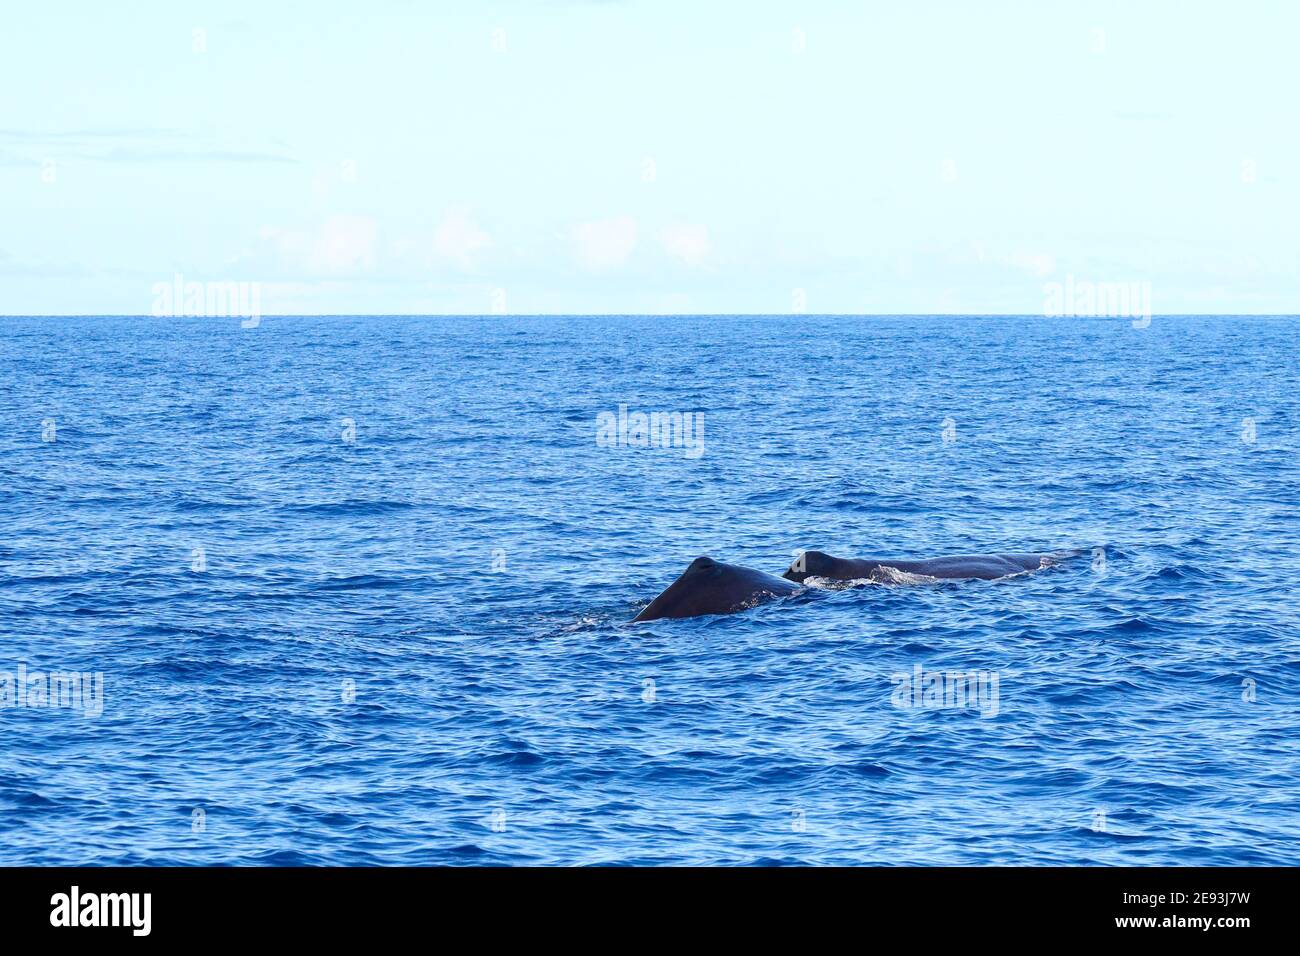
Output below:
[2,1,1296,314]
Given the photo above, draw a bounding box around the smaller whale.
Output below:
[782,549,1060,584]
[632,556,801,622]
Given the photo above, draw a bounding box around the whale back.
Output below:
[782,550,876,583]
[784,549,1061,582]
[633,556,800,622]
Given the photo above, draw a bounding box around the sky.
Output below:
[1,0,1297,315]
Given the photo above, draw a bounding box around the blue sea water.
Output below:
[1,313,1297,866]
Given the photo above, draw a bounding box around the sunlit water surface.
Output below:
[2,314,1297,864]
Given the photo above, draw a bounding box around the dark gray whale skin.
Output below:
[632,556,801,622]
[782,549,1055,583]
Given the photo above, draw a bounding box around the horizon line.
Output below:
[3,312,1299,319]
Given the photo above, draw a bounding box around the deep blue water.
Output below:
[2,314,1297,865]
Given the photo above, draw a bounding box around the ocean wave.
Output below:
[3,314,1297,865]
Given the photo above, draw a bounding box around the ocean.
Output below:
[2,313,1297,865]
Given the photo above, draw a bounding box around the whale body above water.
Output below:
[632,549,1073,622]
[781,549,1063,584]
[631,557,799,622]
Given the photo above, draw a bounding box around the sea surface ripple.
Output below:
[1,314,1297,865]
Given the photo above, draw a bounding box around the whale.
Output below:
[782,549,1061,584]
[632,556,801,622]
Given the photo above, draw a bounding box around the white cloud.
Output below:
[433,209,492,270]
[660,223,711,267]
[262,215,378,274]
[572,216,637,270]
[1001,251,1056,277]
[311,215,378,272]
[310,169,334,198]
[972,242,1056,277]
